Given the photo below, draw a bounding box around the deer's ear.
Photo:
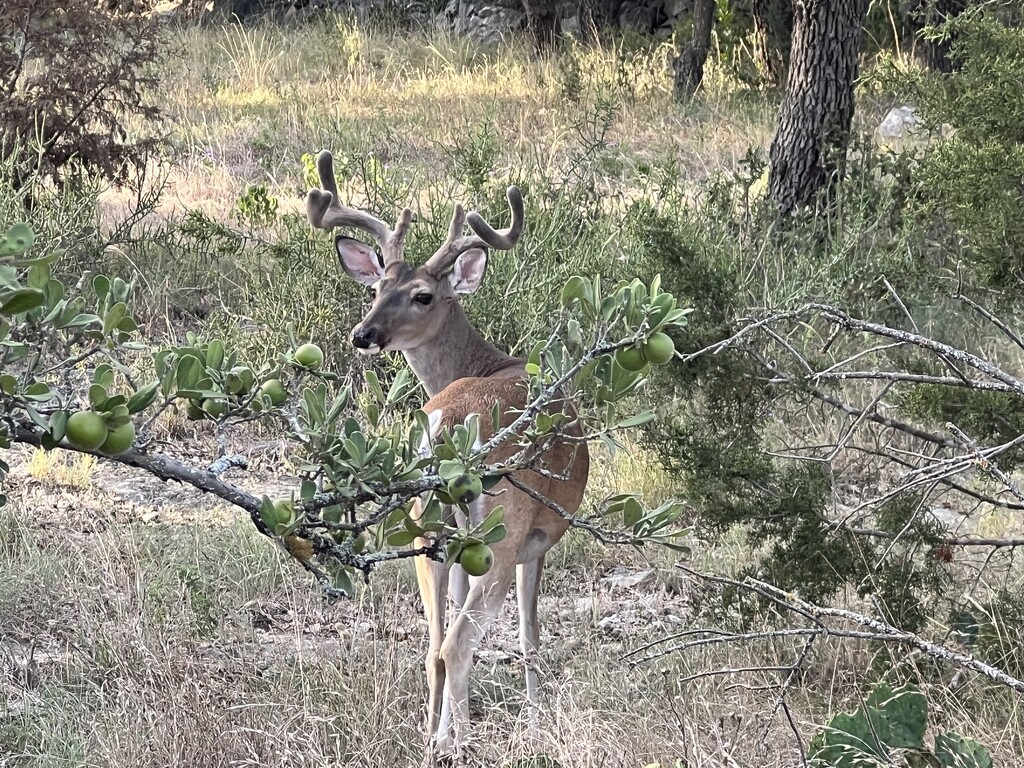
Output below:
[449,248,488,294]
[336,236,384,285]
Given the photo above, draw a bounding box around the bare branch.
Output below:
[803,303,1024,395]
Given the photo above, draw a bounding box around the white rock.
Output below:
[877,106,921,140]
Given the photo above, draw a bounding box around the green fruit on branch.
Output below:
[258,378,288,406]
[447,474,483,505]
[202,398,228,418]
[641,332,676,365]
[294,343,324,370]
[615,344,648,372]
[458,543,494,577]
[100,422,136,455]
[65,410,109,451]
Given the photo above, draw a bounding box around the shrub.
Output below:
[879,11,1024,287]
[0,0,165,191]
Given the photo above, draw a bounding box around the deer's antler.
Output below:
[423,186,524,276]
[306,150,413,267]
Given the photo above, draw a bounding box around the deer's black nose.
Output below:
[352,326,379,349]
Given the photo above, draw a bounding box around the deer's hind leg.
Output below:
[516,555,545,724]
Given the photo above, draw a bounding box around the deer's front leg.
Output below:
[435,560,517,760]
[414,540,448,747]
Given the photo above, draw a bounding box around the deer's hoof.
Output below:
[429,734,458,766]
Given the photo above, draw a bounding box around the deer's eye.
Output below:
[414,293,433,306]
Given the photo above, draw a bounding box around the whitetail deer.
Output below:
[307,151,590,762]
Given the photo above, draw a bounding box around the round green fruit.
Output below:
[202,398,228,418]
[259,378,288,406]
[447,474,483,505]
[294,343,324,370]
[458,543,494,577]
[615,345,648,372]
[65,410,108,451]
[641,332,676,365]
[100,422,136,455]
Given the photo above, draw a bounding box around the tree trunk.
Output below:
[767,0,868,215]
[908,0,967,73]
[672,0,715,101]
[522,0,562,51]
[752,0,793,86]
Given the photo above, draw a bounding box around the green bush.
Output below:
[880,12,1024,287]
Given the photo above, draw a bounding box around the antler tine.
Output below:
[466,186,524,250]
[306,150,410,265]
[423,188,524,276]
[447,203,467,243]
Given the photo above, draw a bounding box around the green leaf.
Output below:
[934,732,992,768]
[300,480,317,501]
[623,497,643,528]
[126,382,160,414]
[8,250,60,269]
[482,523,507,544]
[478,505,504,531]
[102,302,128,337]
[331,568,354,597]
[386,529,418,547]
[0,374,15,394]
[560,275,590,306]
[88,383,108,408]
[0,288,45,316]
[176,354,203,390]
[364,369,385,404]
[206,339,225,371]
[27,263,50,290]
[93,275,110,301]
[617,411,656,429]
[48,411,68,443]
[23,382,52,402]
[438,460,467,482]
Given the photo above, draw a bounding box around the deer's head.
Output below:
[306,151,523,354]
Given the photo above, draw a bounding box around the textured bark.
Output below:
[522,0,562,51]
[672,0,716,100]
[752,0,793,86]
[767,0,868,215]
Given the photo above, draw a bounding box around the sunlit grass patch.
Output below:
[26,448,97,489]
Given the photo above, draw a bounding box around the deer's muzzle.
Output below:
[352,325,383,353]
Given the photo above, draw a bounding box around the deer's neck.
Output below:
[402,302,522,398]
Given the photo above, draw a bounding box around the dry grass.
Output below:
[5,17,1024,768]
[3,439,1021,767]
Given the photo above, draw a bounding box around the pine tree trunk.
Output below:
[767,0,868,215]
[752,0,793,86]
[672,0,716,100]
